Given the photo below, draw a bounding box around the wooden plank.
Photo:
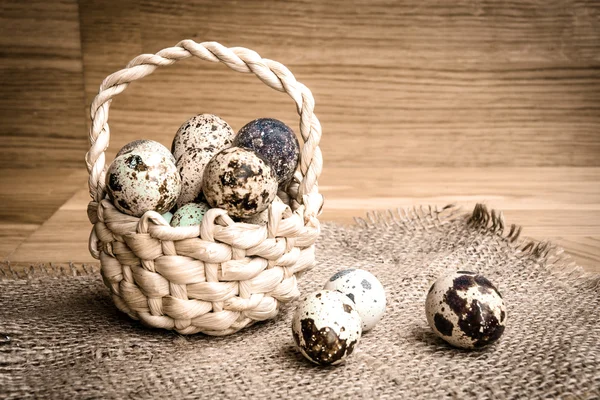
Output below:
[0,0,88,169]
[8,168,599,273]
[0,223,38,259]
[77,0,600,170]
[0,168,89,257]
[0,168,89,225]
[553,237,600,271]
[8,187,92,263]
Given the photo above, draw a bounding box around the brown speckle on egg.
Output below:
[105,151,181,217]
[202,147,278,218]
[434,313,454,337]
[171,114,235,163]
[175,149,213,208]
[426,271,507,349]
[171,202,210,227]
[298,318,357,366]
[291,290,362,366]
[116,139,175,164]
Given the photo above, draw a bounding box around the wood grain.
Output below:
[77,0,600,170]
[0,0,88,169]
[0,0,88,255]
[0,168,89,258]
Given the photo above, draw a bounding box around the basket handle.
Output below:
[85,39,323,208]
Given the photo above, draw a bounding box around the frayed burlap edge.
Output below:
[353,203,600,290]
[2,203,599,289]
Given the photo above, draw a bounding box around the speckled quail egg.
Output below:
[324,269,387,332]
[161,211,173,224]
[292,290,362,366]
[106,151,181,217]
[116,139,175,164]
[170,202,211,227]
[171,114,235,162]
[425,271,507,349]
[234,118,300,183]
[202,147,278,218]
[175,148,212,207]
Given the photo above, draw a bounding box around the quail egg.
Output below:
[292,289,362,366]
[105,150,181,217]
[171,202,211,227]
[425,271,507,349]
[171,113,235,162]
[324,269,386,332]
[202,147,278,218]
[116,139,175,164]
[175,148,212,207]
[161,211,173,224]
[234,118,300,183]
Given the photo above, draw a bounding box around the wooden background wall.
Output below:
[83,0,600,168]
[1,0,599,264]
[4,0,599,171]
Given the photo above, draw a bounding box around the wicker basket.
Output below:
[85,40,323,335]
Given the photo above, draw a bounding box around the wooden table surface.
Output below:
[1,0,599,272]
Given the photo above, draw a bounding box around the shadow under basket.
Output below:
[84,40,324,335]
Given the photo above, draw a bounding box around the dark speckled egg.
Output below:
[171,114,235,163]
[202,147,278,218]
[116,139,175,164]
[292,290,362,366]
[426,271,507,349]
[233,118,300,183]
[106,150,181,217]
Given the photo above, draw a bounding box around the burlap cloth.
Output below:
[1,204,599,399]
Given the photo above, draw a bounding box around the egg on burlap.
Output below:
[425,271,507,349]
[292,290,362,366]
[105,151,181,217]
[202,147,278,218]
[171,114,235,162]
[234,118,300,183]
[116,139,175,164]
[324,269,387,332]
[170,202,211,227]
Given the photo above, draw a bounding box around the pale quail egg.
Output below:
[202,147,278,218]
[116,139,175,164]
[234,118,300,183]
[106,150,181,217]
[425,271,507,349]
[170,202,210,227]
[161,211,173,224]
[171,114,235,162]
[324,269,386,332]
[175,148,212,207]
[292,289,362,366]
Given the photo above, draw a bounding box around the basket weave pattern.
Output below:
[84,40,324,335]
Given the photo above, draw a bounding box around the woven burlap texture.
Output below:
[84,40,324,335]
[1,204,599,399]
